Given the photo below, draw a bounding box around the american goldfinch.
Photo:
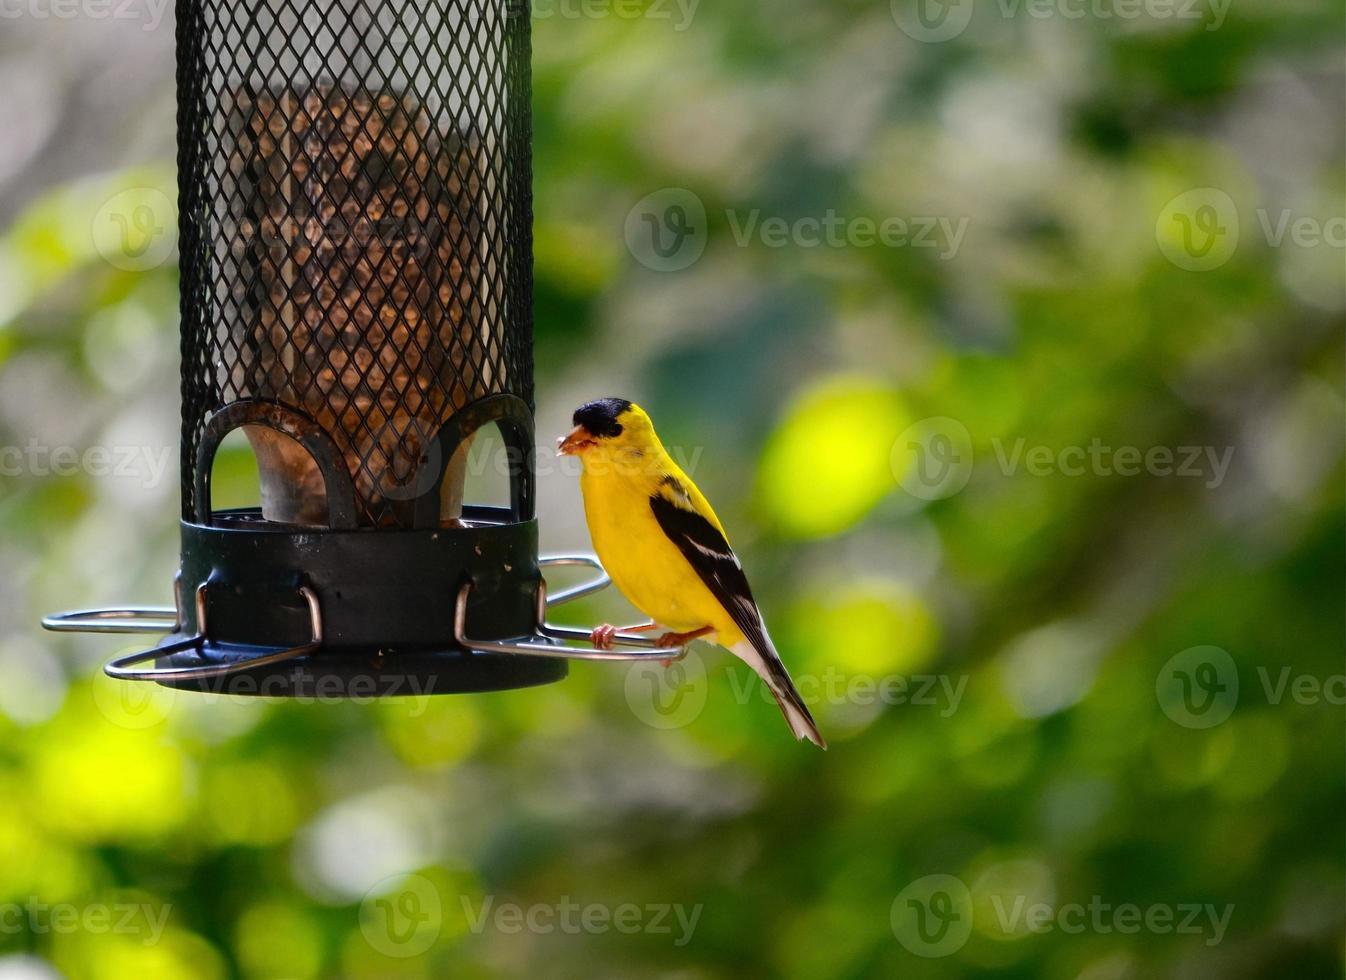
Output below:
[559,398,826,748]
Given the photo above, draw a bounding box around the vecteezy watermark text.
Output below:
[195,668,441,708]
[727,668,968,718]
[0,0,170,30]
[0,899,171,946]
[359,874,704,960]
[460,896,702,946]
[623,653,969,731]
[992,438,1235,489]
[522,0,699,30]
[994,0,1230,30]
[357,431,707,505]
[891,874,1233,958]
[94,666,449,732]
[892,0,1230,44]
[891,418,1237,502]
[0,441,172,489]
[725,210,968,260]
[624,189,969,272]
[988,894,1234,947]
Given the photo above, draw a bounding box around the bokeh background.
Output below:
[0,1,1343,978]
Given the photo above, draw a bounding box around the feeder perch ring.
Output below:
[42,607,179,636]
[102,582,323,684]
[42,555,684,689]
[456,555,690,663]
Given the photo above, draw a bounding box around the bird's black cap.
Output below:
[573,398,632,438]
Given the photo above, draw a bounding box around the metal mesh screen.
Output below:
[176,0,534,528]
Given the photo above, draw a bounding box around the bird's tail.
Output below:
[731,639,827,749]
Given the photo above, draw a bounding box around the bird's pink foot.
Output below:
[655,626,714,650]
[589,622,659,651]
[590,624,619,651]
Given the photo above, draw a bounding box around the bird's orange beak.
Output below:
[557,426,596,457]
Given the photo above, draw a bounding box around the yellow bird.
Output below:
[558,398,826,748]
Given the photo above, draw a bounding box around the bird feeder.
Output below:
[44,0,678,696]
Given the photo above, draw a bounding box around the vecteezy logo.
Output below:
[624,649,709,730]
[892,417,974,501]
[92,187,177,272]
[360,873,442,958]
[91,662,177,730]
[366,415,444,503]
[891,874,974,958]
[1155,188,1240,272]
[891,0,975,43]
[1156,646,1239,729]
[624,188,708,272]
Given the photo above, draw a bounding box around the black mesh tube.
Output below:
[176,0,534,529]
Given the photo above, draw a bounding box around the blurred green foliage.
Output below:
[0,2,1343,979]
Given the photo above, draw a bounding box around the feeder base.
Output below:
[42,552,684,700]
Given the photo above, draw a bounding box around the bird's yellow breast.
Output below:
[581,467,737,638]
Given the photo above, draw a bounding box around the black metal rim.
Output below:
[152,505,566,696]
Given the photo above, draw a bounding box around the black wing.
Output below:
[649,477,770,654]
[652,477,826,747]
